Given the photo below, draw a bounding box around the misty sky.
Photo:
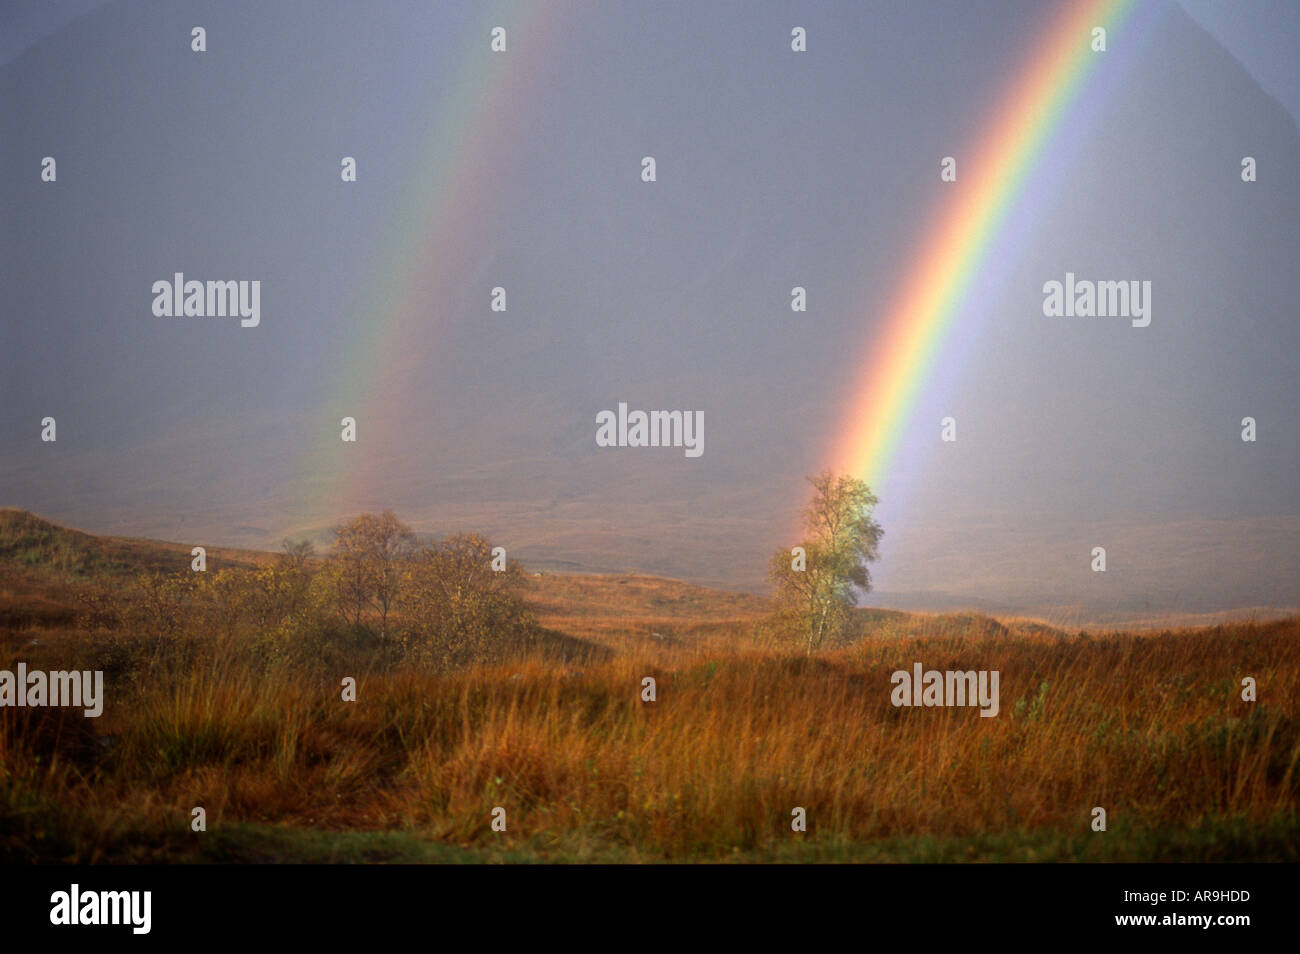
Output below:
[3,0,1297,623]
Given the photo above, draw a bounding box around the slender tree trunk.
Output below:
[810,600,829,655]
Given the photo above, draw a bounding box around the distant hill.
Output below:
[0,509,772,647]
[0,507,269,579]
[4,509,1286,637]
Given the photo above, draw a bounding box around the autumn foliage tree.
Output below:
[401,533,534,668]
[330,510,415,635]
[769,471,883,653]
[58,508,535,675]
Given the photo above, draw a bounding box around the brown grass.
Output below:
[1,510,1296,862]
[3,614,1296,861]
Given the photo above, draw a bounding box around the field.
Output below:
[1,509,1297,863]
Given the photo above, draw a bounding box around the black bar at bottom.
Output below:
[0,862,1283,943]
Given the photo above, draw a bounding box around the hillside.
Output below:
[3,509,1280,641]
[0,508,771,639]
[2,508,1298,864]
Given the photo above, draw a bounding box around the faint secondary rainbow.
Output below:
[292,1,570,523]
[831,0,1138,491]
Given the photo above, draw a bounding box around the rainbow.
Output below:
[291,1,570,524]
[830,0,1146,492]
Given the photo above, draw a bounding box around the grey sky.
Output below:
[3,1,1297,623]
[1177,0,1300,127]
[6,0,1297,120]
